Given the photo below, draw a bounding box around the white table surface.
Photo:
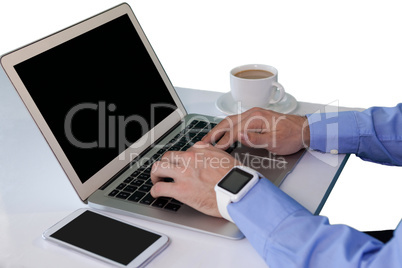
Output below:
[0,67,359,267]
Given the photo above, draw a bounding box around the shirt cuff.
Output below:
[307,111,359,154]
[228,178,307,257]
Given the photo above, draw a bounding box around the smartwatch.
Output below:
[214,166,262,223]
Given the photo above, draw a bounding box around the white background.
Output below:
[1,0,401,232]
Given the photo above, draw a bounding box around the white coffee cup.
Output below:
[230,64,285,109]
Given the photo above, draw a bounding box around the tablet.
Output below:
[43,209,169,267]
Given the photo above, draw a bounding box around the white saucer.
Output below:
[215,92,298,115]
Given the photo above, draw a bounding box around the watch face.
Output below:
[218,167,254,194]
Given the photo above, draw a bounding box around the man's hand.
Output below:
[150,108,310,218]
[150,141,238,218]
[202,107,310,155]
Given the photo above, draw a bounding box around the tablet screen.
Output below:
[50,210,161,265]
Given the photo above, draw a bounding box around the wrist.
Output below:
[302,116,310,148]
[214,166,262,222]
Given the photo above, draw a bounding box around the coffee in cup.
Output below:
[230,64,285,109]
[234,69,274,80]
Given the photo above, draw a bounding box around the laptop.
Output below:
[1,3,304,239]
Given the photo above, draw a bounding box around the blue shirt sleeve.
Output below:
[229,179,402,267]
[229,104,402,266]
[307,104,402,166]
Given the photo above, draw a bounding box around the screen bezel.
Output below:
[42,208,170,267]
[0,3,187,201]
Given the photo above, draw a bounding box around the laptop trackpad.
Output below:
[230,145,305,186]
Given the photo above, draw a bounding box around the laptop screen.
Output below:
[13,14,177,184]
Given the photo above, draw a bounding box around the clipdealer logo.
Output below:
[63,101,181,159]
[62,100,341,167]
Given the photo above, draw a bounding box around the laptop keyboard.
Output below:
[108,119,218,212]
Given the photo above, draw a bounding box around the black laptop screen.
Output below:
[14,14,177,183]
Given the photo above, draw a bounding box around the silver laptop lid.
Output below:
[1,3,187,201]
